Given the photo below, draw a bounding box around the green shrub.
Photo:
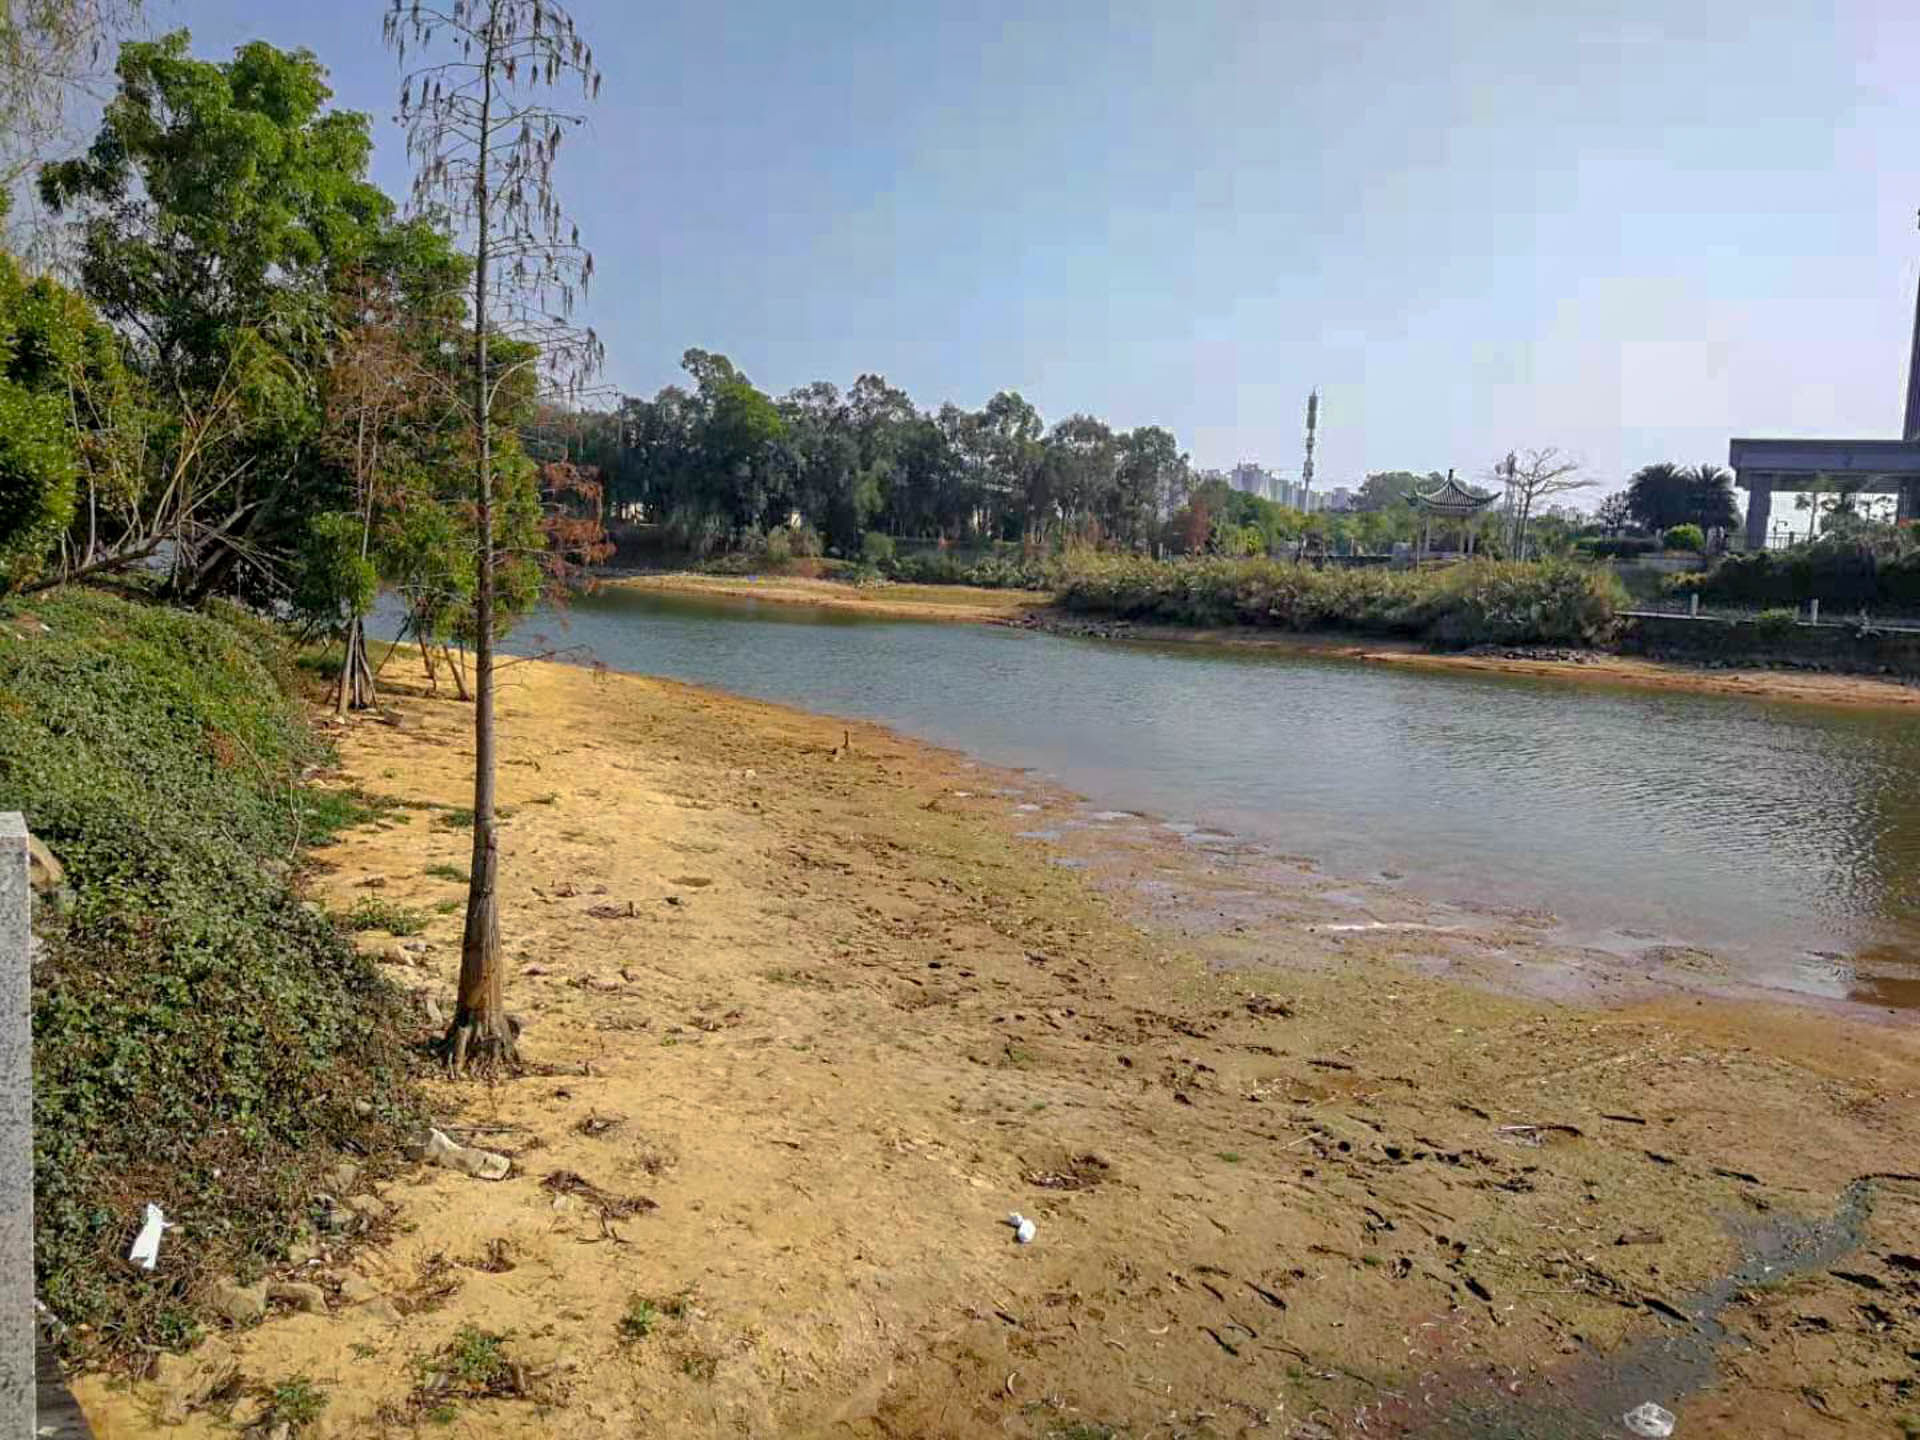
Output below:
[885,548,1059,590]
[792,524,823,558]
[1662,523,1705,552]
[0,590,419,1359]
[1753,607,1801,640]
[762,528,793,566]
[1691,529,1920,609]
[1574,535,1661,559]
[860,531,896,565]
[1054,555,1625,648]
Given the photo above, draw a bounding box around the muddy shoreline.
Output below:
[74,656,1920,1439]
[1006,610,1920,710]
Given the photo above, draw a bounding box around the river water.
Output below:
[455,586,1920,1009]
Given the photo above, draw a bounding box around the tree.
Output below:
[0,0,140,199]
[301,273,448,713]
[1041,414,1117,542]
[1356,470,1438,512]
[1595,490,1632,533]
[1112,425,1183,552]
[1683,464,1740,534]
[1625,462,1738,535]
[0,232,136,588]
[40,32,462,601]
[1494,448,1591,559]
[387,0,603,1074]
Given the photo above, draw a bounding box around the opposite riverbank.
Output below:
[607,569,1048,622]
[75,650,1920,1439]
[610,570,1920,710]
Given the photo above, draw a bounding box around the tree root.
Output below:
[441,1018,521,1076]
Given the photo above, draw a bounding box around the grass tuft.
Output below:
[342,896,430,936]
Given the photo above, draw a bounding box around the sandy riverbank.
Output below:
[607,569,1050,622]
[76,656,1920,1438]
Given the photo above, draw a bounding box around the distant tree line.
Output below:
[554,357,1643,563]
[548,350,1189,556]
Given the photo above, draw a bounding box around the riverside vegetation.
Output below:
[1052,553,1627,647]
[0,590,420,1357]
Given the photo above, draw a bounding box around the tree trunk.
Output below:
[446,643,471,703]
[334,618,380,716]
[335,622,356,717]
[446,44,516,1074]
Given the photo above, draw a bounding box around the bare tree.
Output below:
[1492,447,1591,560]
[385,0,602,1073]
[0,0,141,244]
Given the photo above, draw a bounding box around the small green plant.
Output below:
[423,863,469,882]
[860,530,896,565]
[343,896,430,936]
[1662,522,1705,552]
[618,1296,657,1342]
[444,1326,511,1389]
[1217,1151,1243,1164]
[433,899,459,914]
[1754,607,1801,641]
[437,807,475,829]
[264,1375,329,1430]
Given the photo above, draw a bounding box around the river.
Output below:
[416,586,1920,1010]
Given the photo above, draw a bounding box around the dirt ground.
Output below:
[74,656,1920,1438]
[609,571,1050,622]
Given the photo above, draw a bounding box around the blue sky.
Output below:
[159,1,1920,494]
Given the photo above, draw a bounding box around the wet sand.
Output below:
[75,656,1920,1438]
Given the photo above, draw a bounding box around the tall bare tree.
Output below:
[0,0,140,206]
[1492,447,1591,560]
[385,0,602,1072]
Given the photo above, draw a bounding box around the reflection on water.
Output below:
[393,586,1920,1005]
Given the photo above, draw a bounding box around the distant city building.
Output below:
[1230,462,1270,496]
[1326,487,1357,512]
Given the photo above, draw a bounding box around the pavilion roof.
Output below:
[1411,474,1497,514]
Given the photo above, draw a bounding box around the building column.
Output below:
[1744,476,1772,550]
[0,815,30,1437]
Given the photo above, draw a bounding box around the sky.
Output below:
[120,1,1920,495]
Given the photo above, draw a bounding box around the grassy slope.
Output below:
[0,589,418,1357]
